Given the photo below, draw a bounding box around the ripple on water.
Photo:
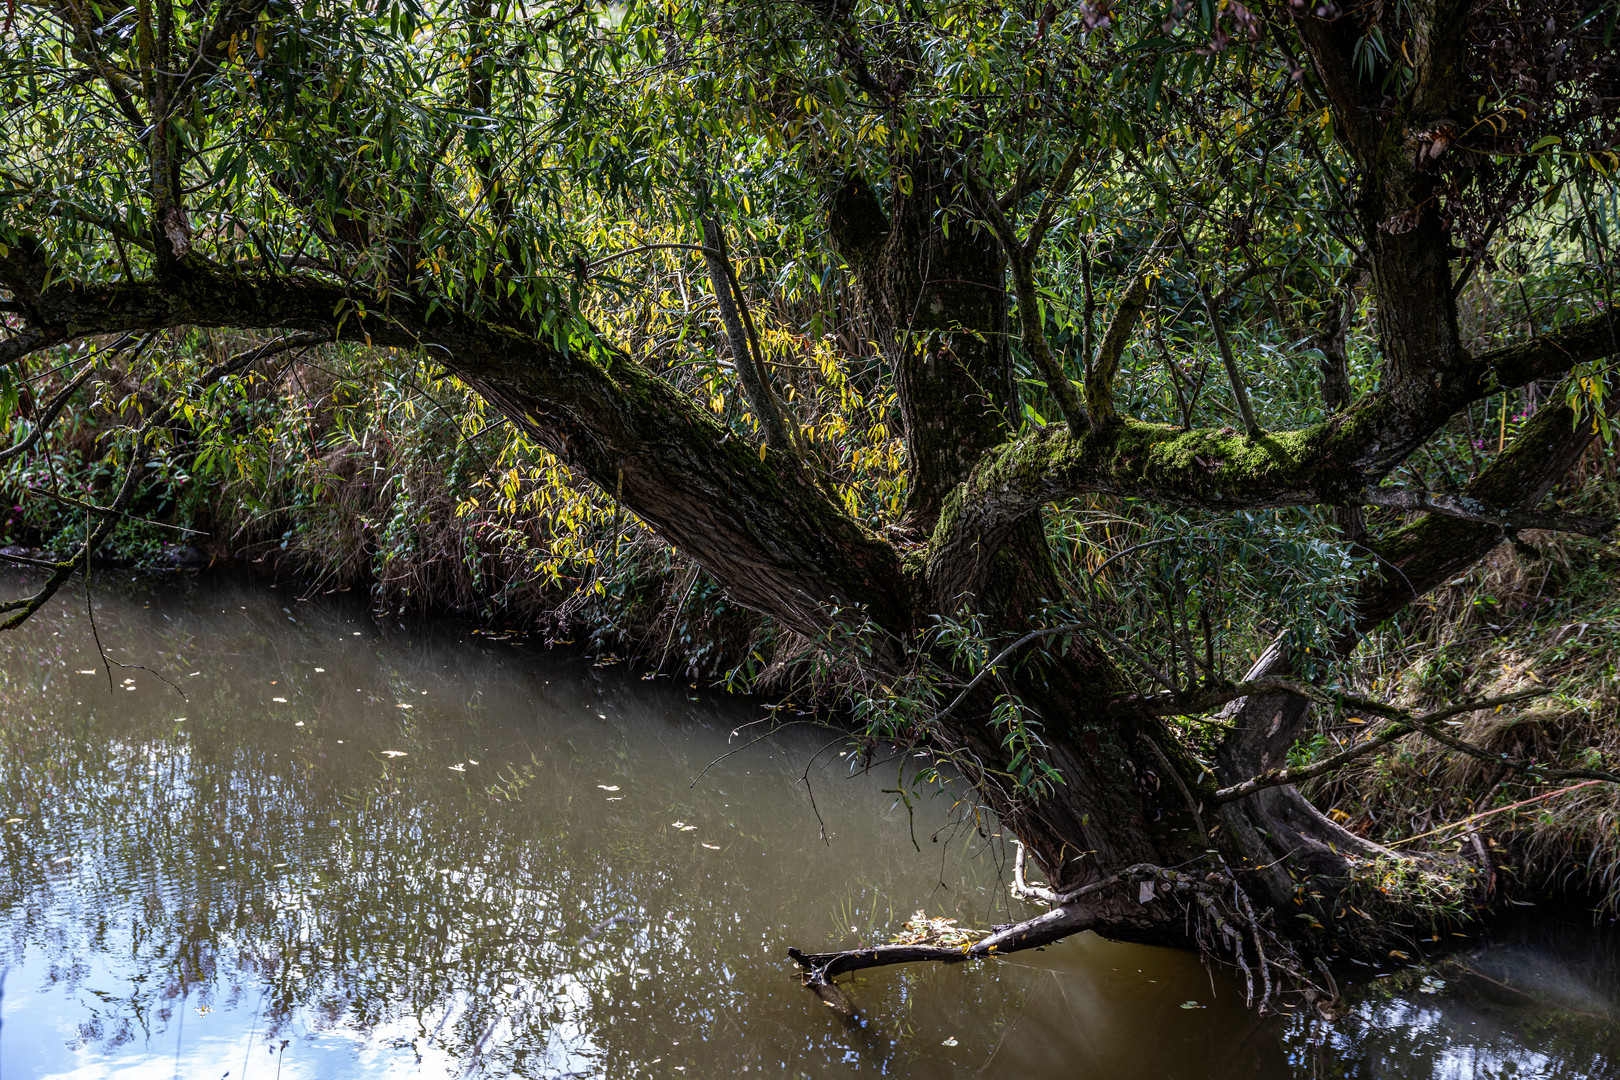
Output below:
[0,575,1617,1079]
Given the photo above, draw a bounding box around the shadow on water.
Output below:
[0,572,1616,1078]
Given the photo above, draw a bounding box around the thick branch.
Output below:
[1215,382,1611,784]
[788,903,1093,979]
[701,216,797,458]
[1200,283,1262,439]
[1362,486,1615,537]
[0,251,910,638]
[922,308,1618,601]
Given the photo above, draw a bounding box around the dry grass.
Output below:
[1315,447,1620,909]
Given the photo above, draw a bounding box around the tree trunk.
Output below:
[826,160,1352,953]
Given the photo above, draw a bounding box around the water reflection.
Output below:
[0,574,1615,1078]
[1288,915,1620,1079]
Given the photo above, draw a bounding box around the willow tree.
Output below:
[3,0,1618,1007]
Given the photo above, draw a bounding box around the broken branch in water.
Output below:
[788,858,1226,983]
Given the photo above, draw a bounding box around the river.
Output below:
[1,574,1616,1078]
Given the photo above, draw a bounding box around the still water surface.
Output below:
[1,576,1617,1079]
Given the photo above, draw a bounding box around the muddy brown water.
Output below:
[1,575,1617,1078]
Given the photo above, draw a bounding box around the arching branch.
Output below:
[0,248,911,638]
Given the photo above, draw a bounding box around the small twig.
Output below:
[658,564,702,669]
[0,333,327,631]
[933,623,1087,725]
[585,242,716,272]
[0,361,99,465]
[0,551,66,570]
[26,486,208,537]
[1212,687,1620,804]
[1199,282,1262,439]
[1389,780,1609,848]
[797,735,848,844]
[689,719,824,789]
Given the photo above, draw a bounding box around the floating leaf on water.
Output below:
[941,1037,958,1047]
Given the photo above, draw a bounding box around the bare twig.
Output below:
[0,362,99,465]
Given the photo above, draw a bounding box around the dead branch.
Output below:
[1361,485,1614,537]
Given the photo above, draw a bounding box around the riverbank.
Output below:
[5,343,1620,918]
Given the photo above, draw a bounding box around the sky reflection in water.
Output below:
[0,575,1616,1079]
